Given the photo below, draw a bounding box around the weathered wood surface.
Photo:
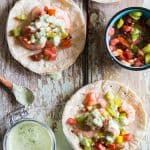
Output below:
[0,0,149,150]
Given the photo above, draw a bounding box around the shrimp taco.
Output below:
[7,0,86,74]
[62,80,147,150]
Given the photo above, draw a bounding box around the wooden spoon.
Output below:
[0,75,34,106]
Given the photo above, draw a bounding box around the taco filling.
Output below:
[11,6,72,61]
[66,91,135,150]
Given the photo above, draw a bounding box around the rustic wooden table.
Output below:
[0,0,149,150]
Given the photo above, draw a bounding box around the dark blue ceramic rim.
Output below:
[105,7,150,71]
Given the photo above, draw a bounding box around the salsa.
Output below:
[66,92,135,150]
[109,11,150,67]
[11,6,72,62]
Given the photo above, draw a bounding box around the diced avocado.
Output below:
[143,44,150,53]
[11,26,22,37]
[47,32,57,39]
[115,136,123,144]
[131,28,141,41]
[129,12,142,20]
[16,14,27,21]
[145,54,150,64]
[106,106,119,118]
[79,137,93,148]
[131,34,140,41]
[76,114,88,123]
[119,113,128,126]
[130,11,143,17]
[117,18,124,29]
[104,92,115,103]
[61,31,69,39]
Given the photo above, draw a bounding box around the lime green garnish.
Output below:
[143,44,150,53]
[117,18,124,29]
[11,26,22,37]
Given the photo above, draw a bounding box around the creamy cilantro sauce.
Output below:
[7,121,52,150]
[30,14,66,46]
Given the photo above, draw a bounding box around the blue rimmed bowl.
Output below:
[105,7,150,71]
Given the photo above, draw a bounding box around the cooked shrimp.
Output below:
[97,98,108,108]
[31,7,45,21]
[50,7,71,30]
[19,36,45,50]
[73,128,97,138]
[120,102,135,124]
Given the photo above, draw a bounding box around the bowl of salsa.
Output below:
[105,7,150,70]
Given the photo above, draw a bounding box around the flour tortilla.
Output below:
[7,0,86,75]
[62,80,147,150]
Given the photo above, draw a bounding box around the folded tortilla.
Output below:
[7,0,86,74]
[62,80,147,150]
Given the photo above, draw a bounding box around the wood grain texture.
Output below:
[0,0,149,150]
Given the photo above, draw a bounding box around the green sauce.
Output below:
[7,121,52,150]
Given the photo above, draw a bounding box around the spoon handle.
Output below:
[0,75,13,89]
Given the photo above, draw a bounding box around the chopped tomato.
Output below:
[43,47,57,61]
[108,144,116,150]
[84,92,97,106]
[108,27,115,36]
[124,134,133,142]
[44,6,56,16]
[117,36,130,48]
[110,38,119,46]
[30,52,43,61]
[45,41,55,48]
[60,38,72,48]
[96,144,106,150]
[123,49,134,59]
[67,118,77,125]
